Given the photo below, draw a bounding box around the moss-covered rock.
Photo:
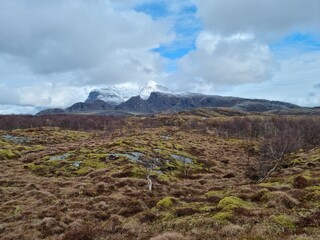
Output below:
[76,159,107,176]
[218,196,252,210]
[130,165,147,178]
[27,160,73,177]
[0,149,16,159]
[27,162,50,176]
[156,197,178,210]
[212,211,233,222]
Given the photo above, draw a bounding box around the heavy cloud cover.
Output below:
[168,0,320,97]
[0,0,172,108]
[0,0,320,113]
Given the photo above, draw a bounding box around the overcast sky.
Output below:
[0,0,320,114]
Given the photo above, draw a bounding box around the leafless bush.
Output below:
[213,116,320,180]
[257,118,304,180]
[213,116,320,149]
[0,114,125,131]
[298,211,320,227]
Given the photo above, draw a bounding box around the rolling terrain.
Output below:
[0,110,319,240]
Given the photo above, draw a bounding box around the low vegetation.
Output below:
[0,109,319,239]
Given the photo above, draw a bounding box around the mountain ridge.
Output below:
[37,81,320,116]
[37,90,312,116]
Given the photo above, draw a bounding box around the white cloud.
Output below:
[0,80,89,108]
[0,0,175,110]
[169,32,276,93]
[219,52,320,107]
[165,0,320,106]
[197,0,320,38]
[0,105,40,115]
[1,0,320,114]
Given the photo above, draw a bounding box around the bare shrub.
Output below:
[298,211,320,227]
[139,211,157,223]
[268,191,300,209]
[250,189,269,202]
[293,176,309,189]
[117,199,144,217]
[205,195,222,204]
[255,118,306,180]
[0,114,126,131]
[36,217,66,236]
[95,182,106,194]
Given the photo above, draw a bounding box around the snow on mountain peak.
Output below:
[85,81,176,105]
[139,81,174,100]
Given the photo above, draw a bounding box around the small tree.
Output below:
[147,168,153,191]
[140,151,159,191]
[258,119,302,181]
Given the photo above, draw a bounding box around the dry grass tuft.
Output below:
[62,224,102,240]
[150,232,189,240]
[268,191,300,209]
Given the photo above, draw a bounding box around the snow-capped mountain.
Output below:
[139,81,174,100]
[85,81,175,105]
[38,80,301,115]
[85,86,138,106]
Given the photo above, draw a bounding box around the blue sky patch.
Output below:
[135,2,169,19]
[270,32,320,58]
[137,1,201,61]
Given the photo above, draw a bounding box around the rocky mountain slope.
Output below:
[37,82,310,115]
[116,92,299,113]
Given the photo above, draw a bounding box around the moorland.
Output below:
[0,108,319,240]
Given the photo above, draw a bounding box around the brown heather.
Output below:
[0,109,319,239]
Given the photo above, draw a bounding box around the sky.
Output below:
[0,0,320,114]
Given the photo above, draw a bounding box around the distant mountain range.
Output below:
[37,81,319,116]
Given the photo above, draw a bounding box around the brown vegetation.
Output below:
[0,110,319,239]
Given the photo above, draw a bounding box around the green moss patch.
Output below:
[76,159,107,176]
[218,196,252,210]
[258,182,292,190]
[204,190,230,199]
[272,214,296,230]
[156,197,178,210]
[212,211,233,222]
[305,186,320,191]
[0,149,16,159]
